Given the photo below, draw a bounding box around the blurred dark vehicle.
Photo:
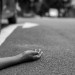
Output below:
[18,0,35,17]
[2,0,17,24]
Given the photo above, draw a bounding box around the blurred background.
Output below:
[16,0,75,18]
[1,0,75,29]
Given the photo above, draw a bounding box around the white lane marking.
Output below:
[0,25,18,46]
[22,22,38,28]
[0,22,39,46]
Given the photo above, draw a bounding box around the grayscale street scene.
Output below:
[0,0,75,75]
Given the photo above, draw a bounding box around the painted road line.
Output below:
[22,22,38,28]
[0,22,39,46]
[0,25,18,46]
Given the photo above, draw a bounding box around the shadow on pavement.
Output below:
[1,23,9,29]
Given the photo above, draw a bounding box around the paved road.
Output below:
[0,17,75,75]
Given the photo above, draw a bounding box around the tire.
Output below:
[8,15,17,24]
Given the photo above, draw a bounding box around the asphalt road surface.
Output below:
[0,17,75,75]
